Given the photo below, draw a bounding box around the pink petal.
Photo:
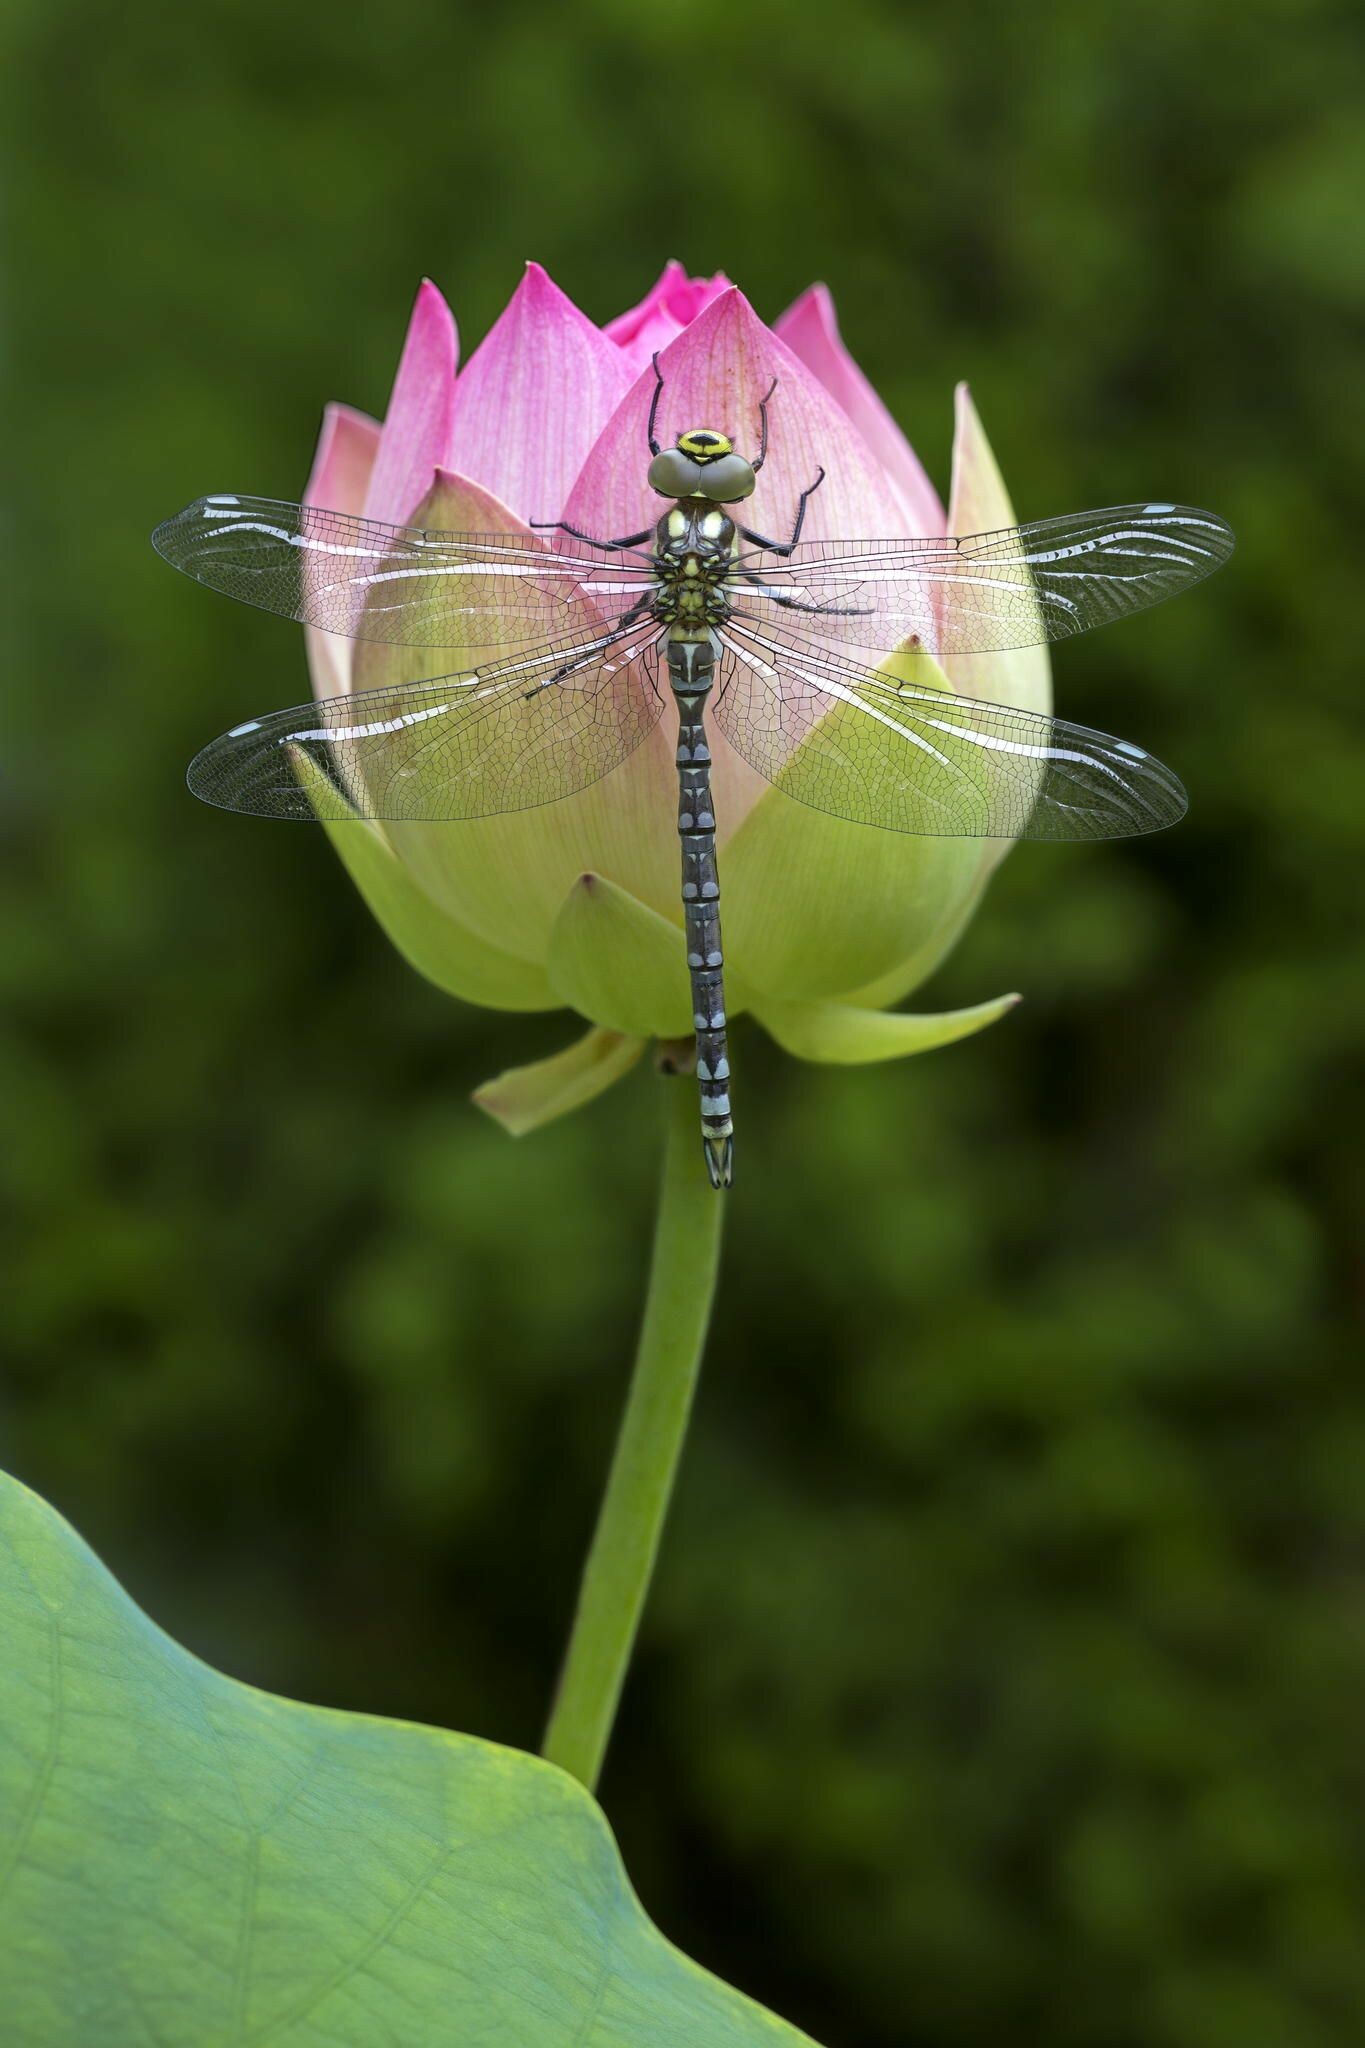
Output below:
[604,260,733,374]
[563,285,910,550]
[775,284,945,538]
[305,399,381,514]
[302,401,381,701]
[561,287,914,841]
[361,279,459,529]
[602,259,688,343]
[448,262,633,525]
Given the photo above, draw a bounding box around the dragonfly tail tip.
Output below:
[703,1134,733,1191]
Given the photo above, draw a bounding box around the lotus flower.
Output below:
[302,262,1038,1131]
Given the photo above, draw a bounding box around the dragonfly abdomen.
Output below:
[669,632,732,1190]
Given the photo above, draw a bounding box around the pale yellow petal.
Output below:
[289,748,557,1011]
[473,1026,645,1136]
[545,873,697,1037]
[721,646,983,1003]
[347,471,680,964]
[944,384,1052,718]
[756,989,1020,1064]
[836,865,992,1010]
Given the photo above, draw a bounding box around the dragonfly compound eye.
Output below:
[648,448,705,497]
[699,453,757,502]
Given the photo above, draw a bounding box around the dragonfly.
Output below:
[154,357,1233,1190]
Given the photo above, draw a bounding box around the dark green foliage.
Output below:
[3,2,1363,2044]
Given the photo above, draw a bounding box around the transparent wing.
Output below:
[732,503,1234,654]
[154,495,656,649]
[717,620,1187,841]
[187,620,665,822]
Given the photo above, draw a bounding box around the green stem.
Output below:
[542,1075,724,1791]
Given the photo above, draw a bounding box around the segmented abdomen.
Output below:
[668,637,732,1190]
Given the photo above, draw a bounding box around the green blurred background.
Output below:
[4,1,1363,2042]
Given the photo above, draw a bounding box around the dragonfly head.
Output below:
[648,430,757,504]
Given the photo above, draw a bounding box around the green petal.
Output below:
[349,472,681,968]
[291,748,557,1012]
[945,384,1052,721]
[756,989,1021,1064]
[838,865,992,1011]
[546,873,701,1037]
[474,1025,646,1136]
[943,388,1053,885]
[723,647,984,1003]
[0,1468,818,2047]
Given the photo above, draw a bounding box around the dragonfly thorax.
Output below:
[652,502,737,629]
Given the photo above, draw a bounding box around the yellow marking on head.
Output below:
[699,510,726,539]
[667,509,688,537]
[678,429,733,462]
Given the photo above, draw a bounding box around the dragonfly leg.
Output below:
[733,567,872,621]
[737,466,826,556]
[752,375,780,474]
[648,353,665,456]
[529,519,654,550]
[521,612,651,701]
[640,637,667,707]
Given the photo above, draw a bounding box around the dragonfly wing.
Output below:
[732,503,1234,654]
[716,621,1187,841]
[154,495,656,648]
[188,620,666,822]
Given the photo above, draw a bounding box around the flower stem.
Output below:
[542,1075,724,1791]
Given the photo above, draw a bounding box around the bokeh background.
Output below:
[4,2,1364,2043]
